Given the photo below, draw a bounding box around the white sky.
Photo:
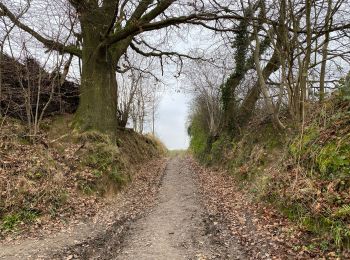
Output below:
[140,27,218,150]
[10,1,348,151]
[1,1,231,151]
[155,89,191,150]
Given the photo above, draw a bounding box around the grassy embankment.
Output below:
[0,115,166,236]
[190,90,350,251]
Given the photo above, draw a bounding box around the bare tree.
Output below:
[0,0,227,136]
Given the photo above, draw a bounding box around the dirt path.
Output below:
[0,159,167,260]
[0,157,244,259]
[113,157,232,260]
[1,156,343,259]
[86,156,242,260]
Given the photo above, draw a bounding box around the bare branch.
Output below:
[0,3,82,57]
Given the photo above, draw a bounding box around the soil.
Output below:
[58,156,243,260]
[1,156,332,259]
[112,156,242,260]
[0,158,167,259]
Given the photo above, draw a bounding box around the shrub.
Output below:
[1,210,39,231]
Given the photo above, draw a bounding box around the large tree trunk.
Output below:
[74,45,131,135]
[72,5,133,136]
[74,50,118,134]
[74,18,119,134]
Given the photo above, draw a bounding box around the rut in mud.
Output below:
[0,157,244,259]
[113,157,233,260]
[89,157,241,260]
[0,156,309,259]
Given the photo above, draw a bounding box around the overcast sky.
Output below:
[141,27,218,150]
[155,89,191,150]
[1,1,219,151]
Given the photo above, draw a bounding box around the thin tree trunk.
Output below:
[253,25,285,130]
[299,0,312,122]
[319,0,332,103]
[236,49,281,128]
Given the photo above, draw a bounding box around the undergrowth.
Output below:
[190,91,350,252]
[1,210,39,231]
[0,115,165,235]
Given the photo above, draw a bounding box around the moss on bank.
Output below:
[190,95,350,252]
[0,115,166,235]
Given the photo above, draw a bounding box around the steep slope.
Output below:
[190,93,350,255]
[0,115,166,240]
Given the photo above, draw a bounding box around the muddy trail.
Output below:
[64,157,242,259]
[112,157,240,260]
[1,157,244,259]
[1,156,313,259]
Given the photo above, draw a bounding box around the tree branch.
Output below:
[130,40,203,60]
[103,13,217,46]
[0,3,82,58]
